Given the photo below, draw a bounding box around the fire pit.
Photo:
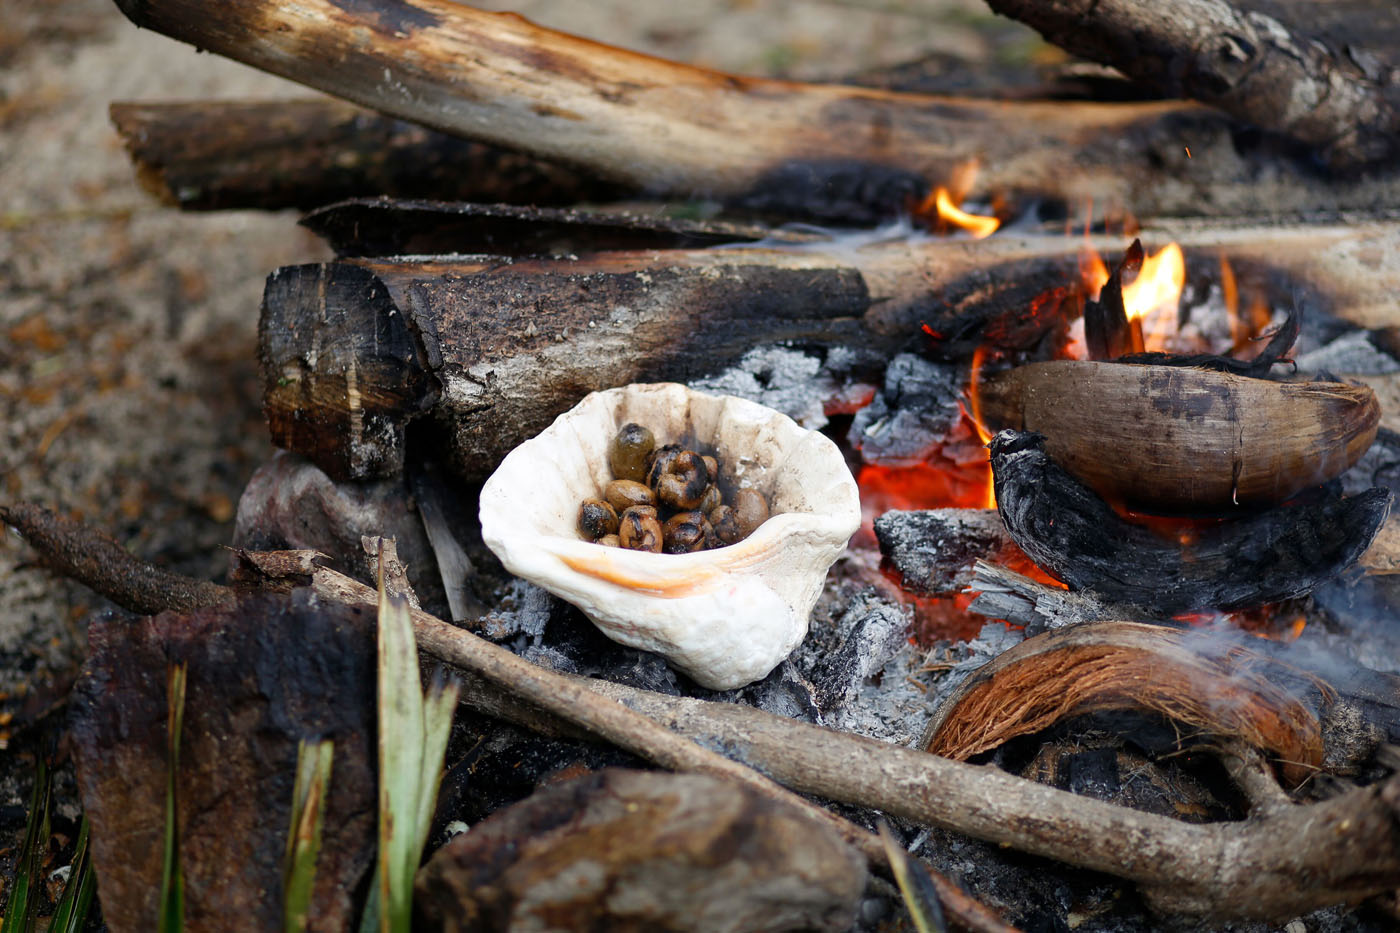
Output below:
[7,1,1400,930]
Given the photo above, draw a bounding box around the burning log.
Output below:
[988,431,1393,614]
[921,621,1326,786]
[985,0,1400,169]
[978,362,1380,510]
[109,99,624,211]
[260,223,1400,482]
[109,0,1400,221]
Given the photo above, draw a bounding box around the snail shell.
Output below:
[977,361,1380,511]
[479,383,860,689]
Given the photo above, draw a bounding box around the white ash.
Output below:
[848,353,964,466]
[921,622,1027,718]
[479,579,554,642]
[788,588,928,746]
[690,345,876,430]
[1295,330,1400,374]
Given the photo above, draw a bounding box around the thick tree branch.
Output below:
[985,0,1400,168]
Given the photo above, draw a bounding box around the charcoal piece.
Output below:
[232,450,447,616]
[415,769,867,933]
[1084,239,1144,361]
[68,590,377,933]
[874,508,1018,596]
[848,353,963,466]
[989,430,1393,613]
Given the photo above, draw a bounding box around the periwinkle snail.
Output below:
[577,422,770,552]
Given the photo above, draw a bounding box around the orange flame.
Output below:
[915,160,1000,238]
[1122,243,1185,351]
[929,188,1000,239]
[965,345,996,509]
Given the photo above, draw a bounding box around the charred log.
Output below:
[988,430,1393,613]
[985,0,1400,168]
[109,0,1400,221]
[1083,239,1143,360]
[299,198,813,258]
[109,99,625,211]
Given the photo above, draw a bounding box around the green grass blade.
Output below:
[158,662,187,933]
[50,816,96,933]
[413,678,459,861]
[369,563,456,933]
[283,739,334,933]
[2,755,51,933]
[878,820,947,933]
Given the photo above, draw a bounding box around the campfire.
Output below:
[7,0,1400,930]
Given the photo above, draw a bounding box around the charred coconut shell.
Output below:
[976,360,1380,512]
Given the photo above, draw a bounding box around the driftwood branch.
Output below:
[260,222,1400,482]
[110,0,1400,220]
[985,0,1400,168]
[109,99,623,211]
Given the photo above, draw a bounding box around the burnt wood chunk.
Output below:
[109,0,1400,220]
[109,99,623,211]
[988,430,1393,613]
[415,769,866,932]
[69,590,377,932]
[260,261,440,480]
[874,509,1019,596]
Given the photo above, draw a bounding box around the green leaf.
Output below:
[159,662,187,933]
[878,820,947,933]
[3,753,52,933]
[50,816,97,933]
[370,565,457,933]
[283,739,335,933]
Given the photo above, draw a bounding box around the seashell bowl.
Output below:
[479,383,861,689]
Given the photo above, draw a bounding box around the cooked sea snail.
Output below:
[976,360,1380,512]
[580,423,771,554]
[479,383,861,689]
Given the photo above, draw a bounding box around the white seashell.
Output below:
[479,383,861,689]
